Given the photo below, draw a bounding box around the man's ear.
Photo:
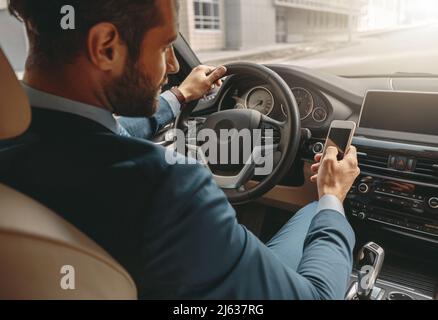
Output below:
[87,23,127,73]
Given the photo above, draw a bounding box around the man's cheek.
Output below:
[151,65,166,87]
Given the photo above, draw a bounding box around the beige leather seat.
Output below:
[0,49,137,299]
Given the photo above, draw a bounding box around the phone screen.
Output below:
[326,128,353,156]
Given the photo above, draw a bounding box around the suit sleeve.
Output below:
[118,94,178,140]
[141,162,355,300]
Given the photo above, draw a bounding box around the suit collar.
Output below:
[22,83,123,135]
[29,107,115,136]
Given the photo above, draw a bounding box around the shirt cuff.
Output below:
[161,90,181,118]
[317,195,346,217]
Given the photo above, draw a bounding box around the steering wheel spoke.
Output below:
[261,114,286,129]
[260,114,285,148]
[187,142,278,190]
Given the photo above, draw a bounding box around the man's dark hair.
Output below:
[8,0,168,70]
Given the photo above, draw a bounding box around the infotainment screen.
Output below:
[358,91,438,142]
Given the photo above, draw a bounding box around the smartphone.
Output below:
[322,120,357,160]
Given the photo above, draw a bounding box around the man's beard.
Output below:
[104,58,165,117]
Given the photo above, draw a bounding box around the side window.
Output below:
[0,2,27,77]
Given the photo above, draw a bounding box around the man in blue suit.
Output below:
[117,66,224,140]
[5,0,360,299]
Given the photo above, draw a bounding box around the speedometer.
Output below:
[246,87,274,115]
[292,87,314,120]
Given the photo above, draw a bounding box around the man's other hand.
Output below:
[310,146,360,203]
[178,65,227,102]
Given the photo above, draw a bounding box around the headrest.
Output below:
[0,47,31,140]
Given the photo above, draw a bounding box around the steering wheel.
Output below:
[174,62,301,205]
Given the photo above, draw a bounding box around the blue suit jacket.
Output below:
[2,107,355,300]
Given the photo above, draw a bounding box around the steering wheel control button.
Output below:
[358,183,370,194]
[428,197,438,209]
[312,142,324,155]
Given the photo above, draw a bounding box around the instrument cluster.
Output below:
[218,83,330,125]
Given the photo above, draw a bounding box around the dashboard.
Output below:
[191,64,438,246]
[183,65,438,298]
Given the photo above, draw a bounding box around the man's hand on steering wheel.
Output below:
[177,65,227,102]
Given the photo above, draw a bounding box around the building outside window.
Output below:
[0,0,28,73]
[194,0,220,30]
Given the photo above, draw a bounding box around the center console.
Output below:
[308,90,438,242]
[305,136,438,299]
[307,136,438,242]
[303,90,438,299]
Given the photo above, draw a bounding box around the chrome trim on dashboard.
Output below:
[368,218,438,239]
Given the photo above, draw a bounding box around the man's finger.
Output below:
[196,65,213,73]
[207,66,227,83]
[343,145,357,161]
[314,153,323,163]
[311,163,321,173]
[310,174,318,183]
[324,146,339,161]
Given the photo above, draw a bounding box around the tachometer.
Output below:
[292,87,314,120]
[246,87,274,115]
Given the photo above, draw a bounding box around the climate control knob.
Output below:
[429,197,438,209]
[358,183,370,194]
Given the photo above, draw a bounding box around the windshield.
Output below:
[2,0,438,77]
[180,0,438,77]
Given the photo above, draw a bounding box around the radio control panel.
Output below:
[346,176,438,237]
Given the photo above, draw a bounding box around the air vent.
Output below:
[414,159,438,177]
[357,150,438,183]
[357,151,389,170]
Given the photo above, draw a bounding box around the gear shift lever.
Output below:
[356,242,385,300]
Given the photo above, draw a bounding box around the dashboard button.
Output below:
[412,202,421,209]
[358,212,367,220]
[312,142,324,155]
[358,183,370,194]
[375,195,384,201]
[395,157,408,171]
